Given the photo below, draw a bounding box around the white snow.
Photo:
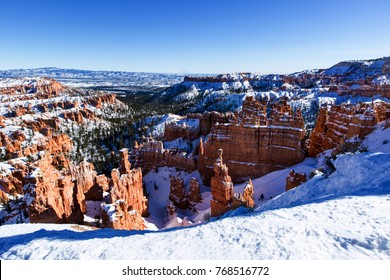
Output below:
[143,167,211,229]
[363,123,390,154]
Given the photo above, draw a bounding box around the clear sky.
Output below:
[1,0,390,74]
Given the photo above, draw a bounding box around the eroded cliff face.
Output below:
[101,149,149,230]
[24,152,86,224]
[198,96,306,184]
[308,102,390,156]
[210,149,234,217]
[131,139,197,173]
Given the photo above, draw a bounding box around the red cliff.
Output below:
[210,149,234,217]
[308,102,390,156]
[199,96,306,184]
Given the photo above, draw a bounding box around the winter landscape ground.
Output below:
[0,57,390,261]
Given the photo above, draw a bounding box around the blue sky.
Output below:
[1,0,389,74]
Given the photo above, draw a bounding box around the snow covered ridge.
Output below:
[0,77,52,89]
[0,67,187,88]
[154,56,390,116]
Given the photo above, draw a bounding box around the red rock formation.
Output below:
[199,97,306,184]
[62,111,83,123]
[45,134,72,155]
[285,170,307,191]
[188,177,202,203]
[109,167,148,216]
[11,130,26,142]
[11,106,28,117]
[24,152,86,224]
[96,174,109,193]
[101,200,145,230]
[199,111,236,136]
[169,175,188,209]
[131,139,197,173]
[0,132,18,158]
[210,149,234,217]
[86,93,116,108]
[164,117,201,141]
[308,102,390,156]
[0,78,65,97]
[307,107,327,157]
[24,117,60,133]
[106,150,149,229]
[71,161,103,201]
[0,174,23,194]
[232,179,255,209]
[0,116,5,128]
[0,189,8,205]
[119,149,131,175]
[242,179,255,208]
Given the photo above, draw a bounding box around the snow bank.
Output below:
[257,152,390,212]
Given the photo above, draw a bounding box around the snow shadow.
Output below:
[0,222,206,256]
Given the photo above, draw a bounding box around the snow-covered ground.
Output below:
[1,145,389,259]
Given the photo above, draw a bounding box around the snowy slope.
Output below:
[1,150,389,259]
[0,194,388,259]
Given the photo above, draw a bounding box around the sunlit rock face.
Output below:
[308,102,390,156]
[199,97,306,185]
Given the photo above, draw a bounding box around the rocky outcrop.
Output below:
[0,78,65,97]
[0,116,5,128]
[24,152,86,224]
[169,175,188,209]
[232,179,255,209]
[285,170,307,191]
[62,111,83,123]
[199,97,306,184]
[95,175,109,193]
[118,149,131,175]
[102,151,149,230]
[242,179,255,208]
[199,111,236,136]
[24,117,61,133]
[0,189,8,205]
[131,139,197,173]
[71,161,104,201]
[164,117,200,141]
[101,200,145,230]
[308,102,390,156]
[109,169,148,217]
[210,149,234,217]
[188,177,202,203]
[86,93,116,108]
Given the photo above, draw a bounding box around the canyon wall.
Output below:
[131,140,197,173]
[198,97,306,184]
[308,102,390,156]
